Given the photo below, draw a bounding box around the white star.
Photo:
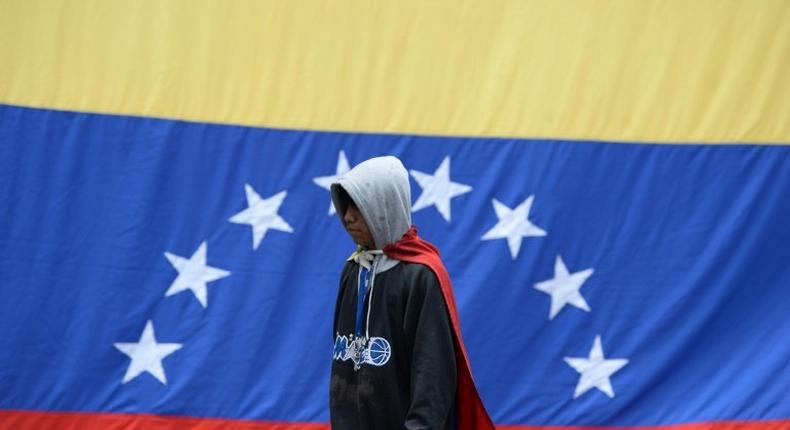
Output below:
[564,335,629,399]
[229,184,294,249]
[313,150,350,215]
[534,256,594,320]
[410,156,472,222]
[164,241,231,308]
[114,320,183,385]
[481,196,547,259]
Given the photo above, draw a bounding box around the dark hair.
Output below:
[333,185,357,216]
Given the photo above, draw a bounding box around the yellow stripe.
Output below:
[1,0,788,143]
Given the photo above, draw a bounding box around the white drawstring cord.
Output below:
[354,249,382,270]
[365,257,378,341]
[353,249,382,347]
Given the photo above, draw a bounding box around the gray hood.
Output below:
[330,156,412,250]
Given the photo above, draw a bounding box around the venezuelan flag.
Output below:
[1,1,788,429]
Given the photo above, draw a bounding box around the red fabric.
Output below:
[3,411,787,430]
[0,410,329,430]
[495,422,790,430]
[384,226,496,430]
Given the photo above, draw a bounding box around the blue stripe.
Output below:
[356,266,370,338]
[0,104,788,425]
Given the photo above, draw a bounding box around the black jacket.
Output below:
[330,260,457,430]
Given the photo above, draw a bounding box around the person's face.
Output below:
[343,202,375,249]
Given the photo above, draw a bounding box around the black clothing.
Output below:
[330,261,457,430]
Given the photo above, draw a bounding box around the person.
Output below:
[329,156,494,429]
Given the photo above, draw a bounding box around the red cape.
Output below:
[384,226,495,430]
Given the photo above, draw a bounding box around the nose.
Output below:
[343,206,355,224]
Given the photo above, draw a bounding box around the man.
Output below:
[329,156,494,429]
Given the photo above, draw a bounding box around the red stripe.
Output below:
[0,410,329,430]
[1,410,787,429]
[497,420,790,430]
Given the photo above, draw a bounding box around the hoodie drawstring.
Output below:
[365,257,378,341]
[353,251,380,370]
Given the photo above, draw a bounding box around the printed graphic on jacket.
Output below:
[333,334,391,369]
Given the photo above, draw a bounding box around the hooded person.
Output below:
[329,156,494,430]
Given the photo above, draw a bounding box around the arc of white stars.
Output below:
[312,150,350,215]
[229,184,293,250]
[113,320,183,385]
[409,156,472,222]
[534,255,594,320]
[164,241,231,308]
[564,335,629,399]
[481,195,547,259]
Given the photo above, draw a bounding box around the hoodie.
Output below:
[329,156,493,430]
[331,156,410,274]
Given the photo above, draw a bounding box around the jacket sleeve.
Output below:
[333,262,355,333]
[402,265,457,429]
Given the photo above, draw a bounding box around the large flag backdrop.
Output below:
[1,1,789,429]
